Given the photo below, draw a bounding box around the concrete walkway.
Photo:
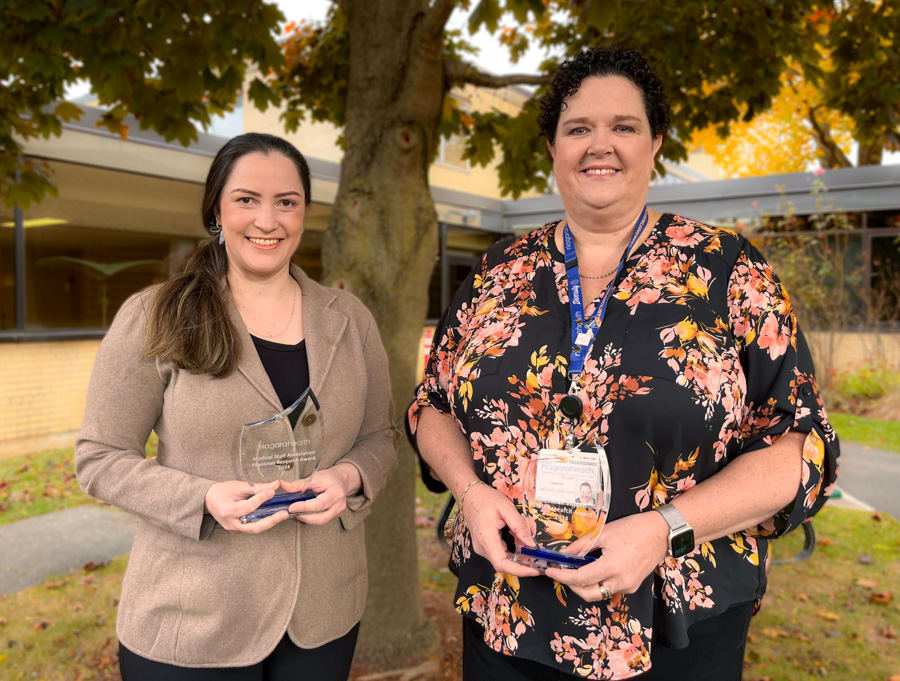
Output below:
[0,440,895,596]
[831,440,900,517]
[0,505,137,595]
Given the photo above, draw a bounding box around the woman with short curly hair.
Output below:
[409,47,838,680]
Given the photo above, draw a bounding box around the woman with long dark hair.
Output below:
[76,133,396,680]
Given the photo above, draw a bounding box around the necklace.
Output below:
[246,281,298,340]
[578,216,652,280]
[579,263,619,280]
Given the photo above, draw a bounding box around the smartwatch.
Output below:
[655,503,695,559]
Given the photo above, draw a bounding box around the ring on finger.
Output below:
[598,583,613,601]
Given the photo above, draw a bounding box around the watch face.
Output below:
[671,529,695,559]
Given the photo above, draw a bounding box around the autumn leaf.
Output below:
[795,593,810,602]
[856,578,877,589]
[33,620,50,631]
[44,580,66,590]
[869,592,893,605]
[817,536,833,546]
[761,627,787,638]
[43,485,62,498]
[817,610,841,622]
[82,561,109,572]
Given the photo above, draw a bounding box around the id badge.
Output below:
[535,447,602,507]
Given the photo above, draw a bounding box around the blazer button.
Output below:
[302,413,317,427]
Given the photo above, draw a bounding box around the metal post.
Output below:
[13,201,25,330]
[440,222,449,313]
[861,212,872,324]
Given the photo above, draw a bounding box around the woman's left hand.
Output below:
[544,510,671,602]
[279,463,362,526]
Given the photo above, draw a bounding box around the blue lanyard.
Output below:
[564,207,647,380]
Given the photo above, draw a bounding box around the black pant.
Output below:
[463,601,755,681]
[118,624,359,681]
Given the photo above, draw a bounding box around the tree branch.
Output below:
[807,105,852,168]
[445,58,551,89]
[426,0,458,37]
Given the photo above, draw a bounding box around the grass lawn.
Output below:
[0,436,158,527]
[0,448,103,526]
[0,555,125,681]
[829,412,900,453]
[744,506,900,681]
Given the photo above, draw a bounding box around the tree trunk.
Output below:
[320,0,445,665]
[856,140,883,166]
[807,105,852,168]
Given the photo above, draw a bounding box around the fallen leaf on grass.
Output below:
[817,536,833,547]
[870,592,894,605]
[33,620,50,631]
[795,593,810,602]
[14,465,29,474]
[761,627,787,638]
[816,611,841,622]
[880,627,897,639]
[871,512,882,522]
[0,653,7,663]
[856,578,877,589]
[43,485,62,498]
[44,580,66,590]
[82,561,109,572]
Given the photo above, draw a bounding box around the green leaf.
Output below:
[53,102,84,122]
[468,0,502,33]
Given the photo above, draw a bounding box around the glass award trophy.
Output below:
[239,387,321,523]
[512,445,612,570]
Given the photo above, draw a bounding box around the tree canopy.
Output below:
[271,0,898,192]
[690,1,899,175]
[0,0,285,208]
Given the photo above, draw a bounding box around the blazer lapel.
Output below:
[223,283,283,413]
[293,265,349,396]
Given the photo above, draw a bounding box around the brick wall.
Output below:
[0,330,896,459]
[0,340,101,458]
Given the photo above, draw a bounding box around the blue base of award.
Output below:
[517,546,597,569]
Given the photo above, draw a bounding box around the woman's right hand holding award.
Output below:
[205,480,291,533]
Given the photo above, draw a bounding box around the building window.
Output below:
[0,206,15,330]
[3,158,206,335]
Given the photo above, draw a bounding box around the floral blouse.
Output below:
[407,214,839,679]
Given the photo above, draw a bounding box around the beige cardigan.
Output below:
[75,265,397,667]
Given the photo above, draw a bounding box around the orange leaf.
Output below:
[795,593,810,602]
[869,592,893,605]
[816,610,841,622]
[817,536,833,546]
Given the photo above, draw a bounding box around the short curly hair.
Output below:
[538,47,670,145]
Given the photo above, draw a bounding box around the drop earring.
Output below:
[218,228,225,246]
